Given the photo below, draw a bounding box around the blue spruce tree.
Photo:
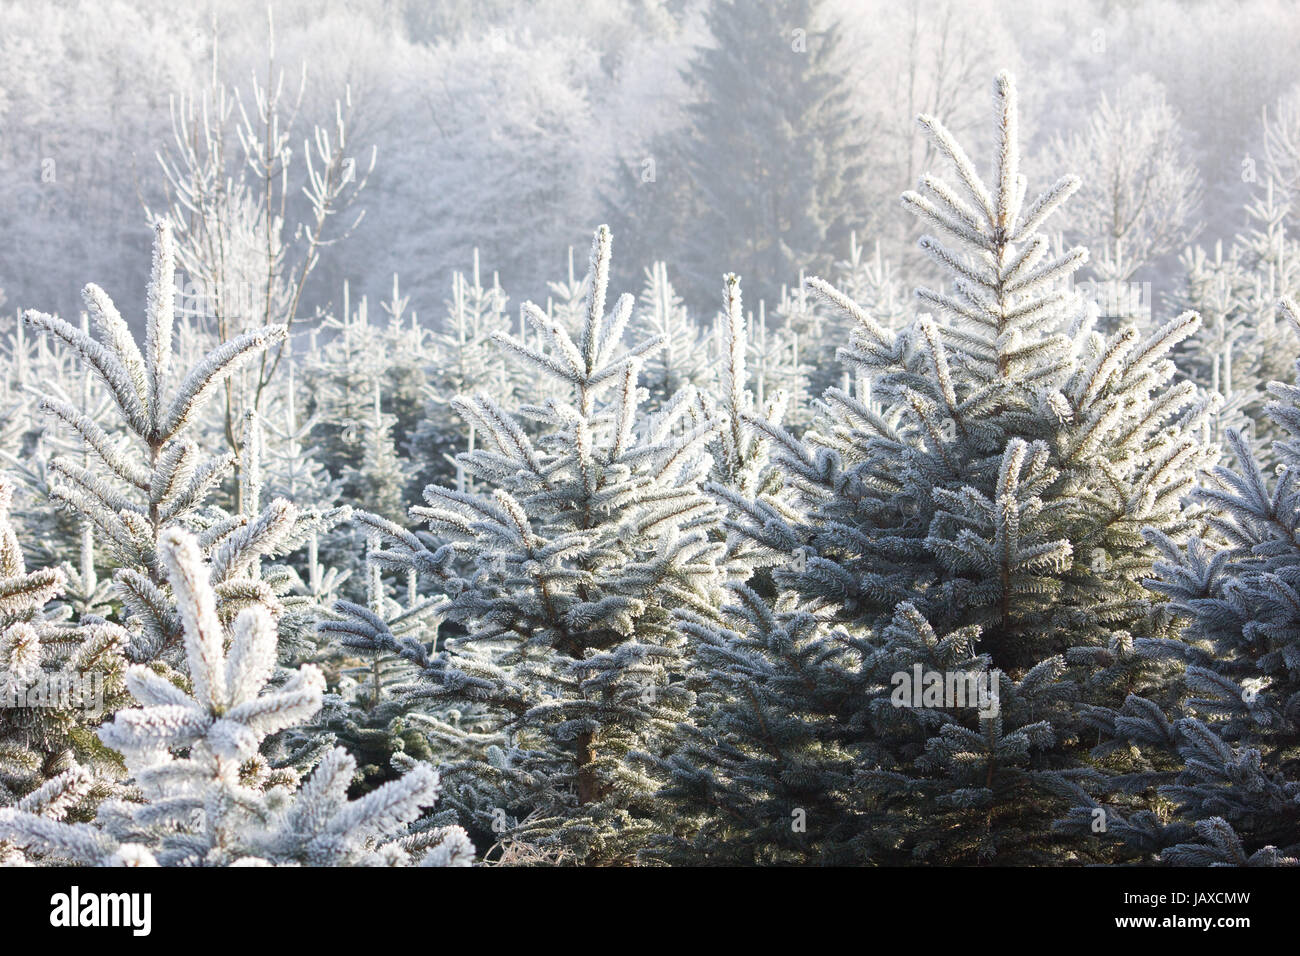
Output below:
[641,72,1218,864]
[339,226,731,863]
[1057,297,1300,866]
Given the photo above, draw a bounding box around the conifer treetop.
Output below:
[19,221,340,663]
[0,528,473,866]
[27,222,287,449]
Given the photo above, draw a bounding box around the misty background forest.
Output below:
[0,0,1298,867]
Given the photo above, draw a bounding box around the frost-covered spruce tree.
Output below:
[690,273,786,507]
[638,262,715,410]
[1170,187,1300,453]
[233,411,350,664]
[792,232,908,402]
[407,257,511,493]
[651,0,871,308]
[44,323,119,618]
[254,360,349,633]
[261,359,341,510]
[304,286,431,506]
[833,233,908,328]
[1056,298,1300,866]
[341,380,406,523]
[799,70,1214,665]
[1169,243,1256,442]
[737,298,808,427]
[644,592,1007,864]
[0,476,128,815]
[0,467,128,862]
[0,528,473,866]
[373,276,439,455]
[302,291,389,490]
[303,535,448,798]
[352,226,727,863]
[543,244,589,336]
[648,73,1217,864]
[1,312,123,573]
[1238,180,1300,293]
[24,222,340,664]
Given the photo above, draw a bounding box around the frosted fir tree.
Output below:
[634,0,872,307]
[787,231,909,404]
[250,358,353,652]
[774,268,847,409]
[514,245,608,423]
[1056,298,1300,866]
[1168,181,1300,430]
[803,71,1214,661]
[0,307,141,575]
[4,315,126,612]
[543,244,589,336]
[302,286,430,502]
[0,476,128,818]
[47,321,119,618]
[643,593,1017,864]
[341,381,407,524]
[57,522,115,623]
[234,410,352,664]
[290,287,428,609]
[647,72,1218,864]
[0,371,29,470]
[1168,243,1254,441]
[662,274,788,599]
[638,262,715,410]
[351,226,728,863]
[407,257,511,494]
[738,298,809,427]
[1170,228,1299,453]
[690,273,787,508]
[375,275,440,449]
[301,291,385,485]
[304,534,449,797]
[1238,180,1300,291]
[766,285,821,427]
[832,232,910,331]
[259,358,341,510]
[24,222,338,664]
[1227,182,1300,388]
[0,316,48,552]
[0,528,473,866]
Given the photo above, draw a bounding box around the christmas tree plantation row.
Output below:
[0,73,1296,866]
